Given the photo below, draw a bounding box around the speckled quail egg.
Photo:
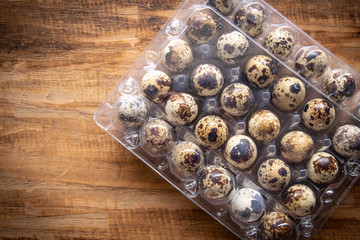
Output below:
[195,115,229,149]
[301,98,336,131]
[224,135,258,170]
[140,119,174,155]
[322,69,356,103]
[165,93,198,125]
[264,29,295,59]
[217,31,249,64]
[258,159,291,192]
[295,49,328,79]
[248,110,281,142]
[280,131,314,163]
[186,12,217,44]
[271,77,306,111]
[234,3,267,37]
[306,152,339,184]
[200,166,233,201]
[190,64,224,96]
[169,141,205,179]
[230,188,265,223]
[245,55,277,88]
[209,0,234,15]
[162,39,193,72]
[141,70,172,103]
[332,125,360,157]
[262,212,293,240]
[115,95,148,128]
[284,184,316,217]
[221,83,253,116]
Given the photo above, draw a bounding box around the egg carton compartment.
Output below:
[94,1,360,239]
[209,0,360,118]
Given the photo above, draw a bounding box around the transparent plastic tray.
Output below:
[94,0,360,239]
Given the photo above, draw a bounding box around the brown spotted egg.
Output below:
[195,115,229,149]
[234,3,267,37]
[264,29,295,59]
[200,166,233,201]
[162,39,193,72]
[295,49,328,79]
[209,0,234,15]
[284,184,316,217]
[186,12,217,44]
[217,31,249,64]
[245,55,277,88]
[280,131,314,163]
[262,212,293,240]
[301,98,335,131]
[169,141,205,179]
[116,95,148,128]
[306,152,338,184]
[141,70,172,103]
[248,110,281,142]
[332,125,360,157]
[271,77,306,111]
[190,64,224,96]
[220,83,253,116]
[257,159,291,192]
[165,93,198,125]
[140,119,174,155]
[224,135,258,170]
[322,69,356,103]
[230,188,265,223]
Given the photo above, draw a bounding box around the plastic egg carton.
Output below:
[94,0,360,239]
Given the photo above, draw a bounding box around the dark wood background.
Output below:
[0,0,359,239]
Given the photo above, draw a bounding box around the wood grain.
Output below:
[0,0,359,239]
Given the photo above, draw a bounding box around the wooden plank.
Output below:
[0,0,359,239]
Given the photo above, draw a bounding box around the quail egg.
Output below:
[186,12,217,44]
[234,3,267,37]
[284,184,316,216]
[230,188,265,223]
[280,131,314,163]
[169,141,205,179]
[115,95,148,128]
[248,110,281,142]
[245,55,277,88]
[332,125,360,157]
[262,212,293,240]
[140,119,174,155]
[271,77,306,111]
[141,70,172,103]
[224,135,258,170]
[295,49,328,79]
[322,69,356,103]
[258,159,291,192]
[195,115,229,149]
[220,83,253,116]
[165,93,198,125]
[209,0,234,15]
[217,31,249,64]
[190,64,224,96]
[200,166,233,202]
[264,29,295,59]
[162,39,193,72]
[306,152,339,184]
[302,98,336,131]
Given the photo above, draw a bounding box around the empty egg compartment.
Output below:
[94,1,360,239]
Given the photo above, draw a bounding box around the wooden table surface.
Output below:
[0,0,359,239]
